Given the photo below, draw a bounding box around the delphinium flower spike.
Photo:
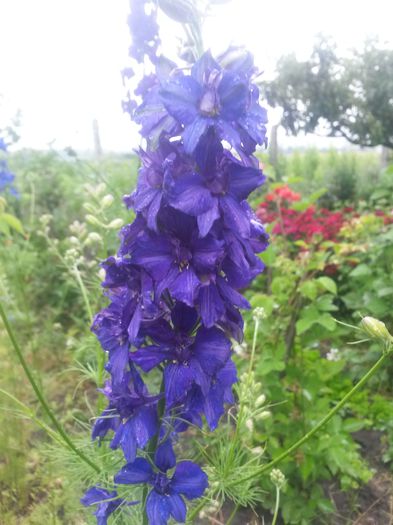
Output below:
[82,2,269,523]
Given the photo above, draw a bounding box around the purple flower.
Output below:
[159,50,267,154]
[92,367,160,462]
[81,486,134,525]
[132,320,231,408]
[92,257,164,383]
[166,129,265,237]
[114,440,208,525]
[0,159,18,196]
[128,0,160,63]
[128,138,192,231]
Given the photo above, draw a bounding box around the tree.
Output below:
[263,36,393,149]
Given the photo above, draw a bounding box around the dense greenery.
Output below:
[0,148,392,524]
[264,37,393,149]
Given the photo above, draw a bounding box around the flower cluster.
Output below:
[0,133,17,196]
[83,3,268,524]
[257,185,345,243]
[258,184,393,246]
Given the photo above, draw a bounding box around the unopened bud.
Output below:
[251,446,264,455]
[68,236,80,246]
[85,214,102,226]
[86,232,102,245]
[107,218,124,229]
[256,394,266,407]
[270,468,286,489]
[360,316,392,345]
[83,203,97,214]
[256,410,271,421]
[245,418,254,432]
[253,306,266,322]
[101,194,114,208]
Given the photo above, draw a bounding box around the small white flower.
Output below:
[253,306,266,322]
[326,348,340,362]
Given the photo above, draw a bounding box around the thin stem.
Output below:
[271,486,280,525]
[249,318,260,375]
[72,264,93,323]
[226,502,239,525]
[142,379,166,525]
[233,352,390,486]
[187,498,208,523]
[0,300,100,473]
[72,263,105,392]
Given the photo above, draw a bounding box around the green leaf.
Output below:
[0,213,24,235]
[317,276,337,295]
[260,245,276,266]
[296,317,316,335]
[317,314,336,331]
[342,419,366,433]
[350,264,372,278]
[299,280,318,300]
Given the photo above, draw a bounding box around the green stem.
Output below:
[226,502,240,525]
[142,379,166,525]
[72,264,93,323]
[271,486,280,525]
[234,352,389,486]
[187,498,207,523]
[0,300,100,473]
[248,318,260,375]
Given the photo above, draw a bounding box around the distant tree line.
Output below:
[263,36,393,150]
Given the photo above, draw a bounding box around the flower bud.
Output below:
[256,410,271,421]
[253,306,266,322]
[39,214,53,226]
[270,468,286,489]
[251,446,264,455]
[85,214,102,226]
[101,194,114,209]
[256,394,266,407]
[107,218,124,229]
[86,232,103,245]
[83,203,97,214]
[68,236,80,246]
[360,316,392,345]
[245,418,254,432]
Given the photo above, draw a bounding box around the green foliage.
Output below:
[1,149,393,525]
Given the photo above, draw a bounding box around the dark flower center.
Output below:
[152,472,171,495]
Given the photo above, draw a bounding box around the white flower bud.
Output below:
[39,214,53,226]
[256,394,266,407]
[85,214,102,226]
[360,316,392,344]
[107,218,124,229]
[251,446,264,455]
[270,468,286,489]
[245,418,254,432]
[68,236,80,246]
[86,232,103,245]
[256,410,271,421]
[253,306,266,322]
[83,202,97,214]
[101,194,114,208]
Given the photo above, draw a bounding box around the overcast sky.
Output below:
[1,0,392,152]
